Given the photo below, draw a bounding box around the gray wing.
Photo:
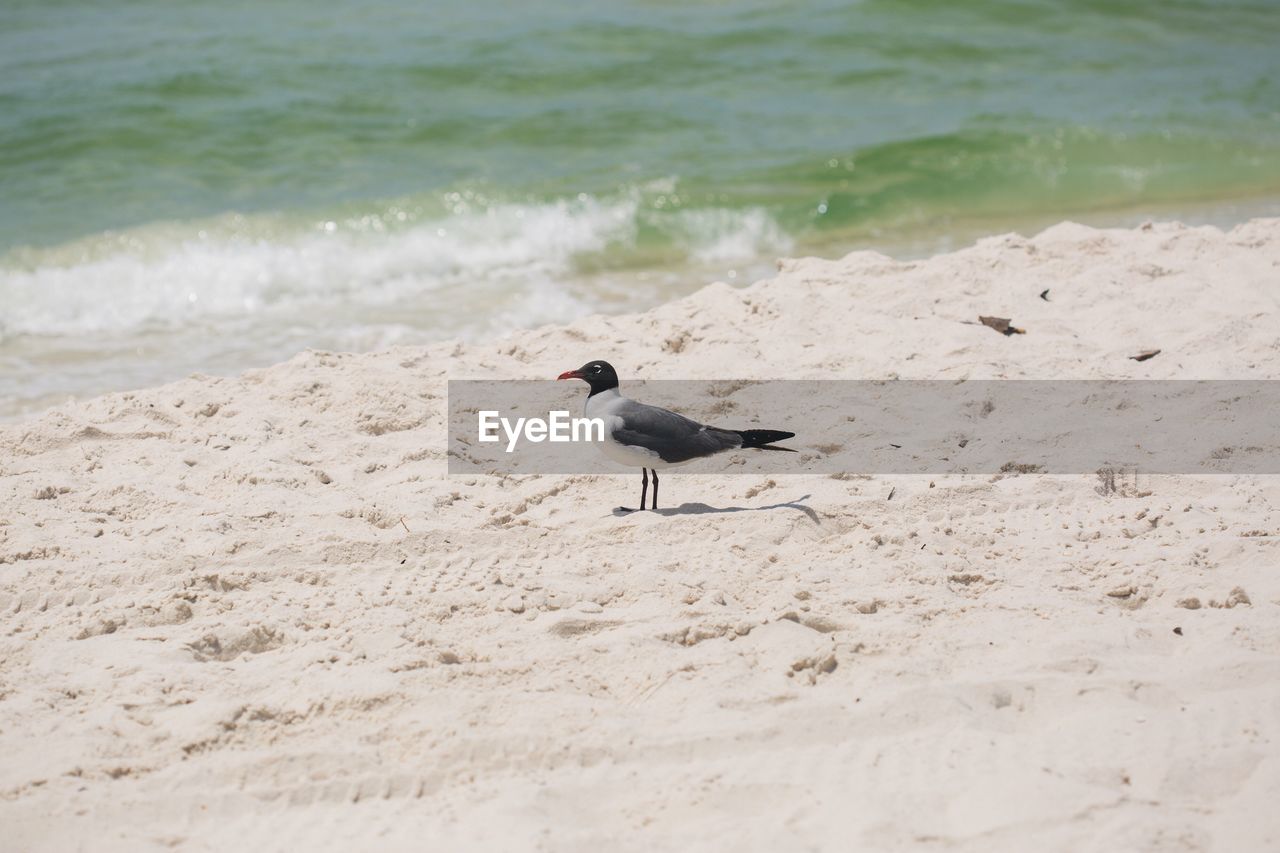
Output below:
[611,399,743,463]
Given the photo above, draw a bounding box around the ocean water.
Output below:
[2,0,1279,417]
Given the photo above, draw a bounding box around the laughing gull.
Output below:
[557,360,795,511]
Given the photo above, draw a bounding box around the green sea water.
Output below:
[2,0,1279,415]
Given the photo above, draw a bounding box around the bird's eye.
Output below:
[592,365,601,373]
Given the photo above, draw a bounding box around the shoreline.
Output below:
[4,198,1280,424]
[2,217,1279,850]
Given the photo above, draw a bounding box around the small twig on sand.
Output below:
[400,517,411,533]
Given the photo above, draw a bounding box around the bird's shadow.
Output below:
[611,494,818,524]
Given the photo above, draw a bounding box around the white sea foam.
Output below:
[680,208,794,264]
[0,195,792,417]
[0,196,638,338]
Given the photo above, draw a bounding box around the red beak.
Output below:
[557,369,584,381]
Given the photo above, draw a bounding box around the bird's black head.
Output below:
[556,360,619,395]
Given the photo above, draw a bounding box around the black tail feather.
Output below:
[734,429,796,452]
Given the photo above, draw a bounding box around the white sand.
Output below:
[2,218,1278,851]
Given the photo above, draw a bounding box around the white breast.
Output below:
[585,388,684,470]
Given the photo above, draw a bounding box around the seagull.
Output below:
[557,360,796,511]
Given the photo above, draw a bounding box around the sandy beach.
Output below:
[2,218,1279,851]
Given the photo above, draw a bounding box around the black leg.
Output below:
[639,467,648,511]
[651,469,659,510]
